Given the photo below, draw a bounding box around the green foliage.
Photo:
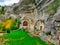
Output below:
[0,19,21,33]
[0,6,4,14]
[45,32,51,35]
[6,20,19,30]
[46,0,60,15]
[3,30,49,45]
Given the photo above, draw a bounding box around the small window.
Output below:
[40,26,42,30]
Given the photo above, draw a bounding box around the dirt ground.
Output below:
[0,33,4,45]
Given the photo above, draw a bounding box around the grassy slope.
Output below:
[3,29,49,45]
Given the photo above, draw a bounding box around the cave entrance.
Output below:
[23,21,28,26]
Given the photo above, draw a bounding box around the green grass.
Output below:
[3,29,49,45]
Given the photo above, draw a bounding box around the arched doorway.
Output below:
[34,20,44,35]
[35,20,44,30]
[23,21,28,26]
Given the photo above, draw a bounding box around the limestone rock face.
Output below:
[3,0,60,45]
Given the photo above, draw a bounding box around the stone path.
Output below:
[0,33,4,45]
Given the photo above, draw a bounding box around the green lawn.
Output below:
[3,29,54,45]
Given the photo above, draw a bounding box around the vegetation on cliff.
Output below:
[46,0,60,15]
[0,6,4,14]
